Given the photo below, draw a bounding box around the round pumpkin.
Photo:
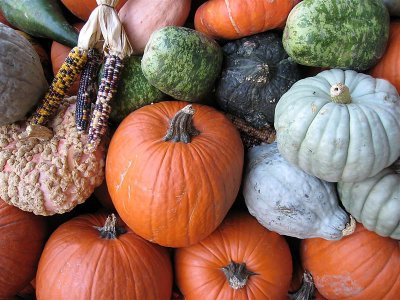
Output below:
[106,101,244,247]
[36,213,173,299]
[301,224,400,299]
[175,212,292,300]
[0,199,46,299]
[0,23,48,126]
[370,21,400,93]
[60,0,127,21]
[274,69,400,182]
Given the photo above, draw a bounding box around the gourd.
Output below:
[243,142,354,240]
[338,165,400,239]
[106,101,244,247]
[274,69,400,182]
[175,212,292,300]
[194,0,296,40]
[216,31,301,127]
[301,224,400,299]
[283,0,390,70]
[60,0,127,21]
[383,0,400,16]
[36,213,173,299]
[0,199,46,299]
[0,97,106,216]
[0,24,48,126]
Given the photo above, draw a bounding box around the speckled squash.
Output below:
[243,142,352,240]
[283,0,390,70]
[274,69,400,182]
[0,23,48,126]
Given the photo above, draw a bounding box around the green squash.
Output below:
[274,69,400,182]
[283,0,390,70]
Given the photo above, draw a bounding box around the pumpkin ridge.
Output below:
[375,179,400,234]
[224,0,241,36]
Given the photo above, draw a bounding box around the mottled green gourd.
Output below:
[141,26,223,102]
[283,0,390,70]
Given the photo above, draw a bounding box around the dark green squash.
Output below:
[216,32,301,127]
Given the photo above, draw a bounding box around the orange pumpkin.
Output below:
[36,213,173,299]
[106,101,244,247]
[301,224,400,300]
[0,200,46,299]
[60,0,127,21]
[194,0,296,40]
[175,212,292,299]
[370,21,400,93]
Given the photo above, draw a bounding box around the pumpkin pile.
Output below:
[0,0,399,299]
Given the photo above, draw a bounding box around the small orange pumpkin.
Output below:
[60,0,127,21]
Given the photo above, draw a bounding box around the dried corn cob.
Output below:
[30,47,88,126]
[75,48,103,131]
[86,54,123,150]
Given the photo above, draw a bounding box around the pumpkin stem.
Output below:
[95,214,126,239]
[288,271,315,300]
[22,124,53,141]
[342,215,356,237]
[221,261,257,290]
[330,83,351,104]
[163,104,200,143]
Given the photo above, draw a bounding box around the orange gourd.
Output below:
[60,0,127,21]
[194,0,296,40]
[301,224,400,300]
[370,21,400,93]
[106,101,244,247]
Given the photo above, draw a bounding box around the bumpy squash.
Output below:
[243,142,353,240]
[0,24,48,126]
[275,69,400,182]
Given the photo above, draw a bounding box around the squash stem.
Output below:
[330,83,352,104]
[95,214,126,239]
[221,261,257,290]
[288,271,315,300]
[342,215,356,236]
[163,104,200,143]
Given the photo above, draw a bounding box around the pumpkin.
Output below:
[175,212,292,300]
[274,69,400,182]
[383,0,400,16]
[0,96,106,215]
[0,23,48,126]
[0,199,46,299]
[60,0,127,21]
[119,0,191,55]
[301,224,400,299]
[106,101,244,247]
[338,165,400,239]
[370,21,400,93]
[216,31,301,127]
[194,0,296,40]
[36,213,173,299]
[244,142,353,240]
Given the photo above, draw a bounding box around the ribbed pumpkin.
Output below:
[0,199,46,299]
[36,213,173,300]
[175,212,292,300]
[301,224,400,300]
[60,0,127,21]
[370,21,400,93]
[106,101,244,247]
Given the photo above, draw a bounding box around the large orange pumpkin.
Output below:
[36,213,173,299]
[301,224,400,300]
[60,0,127,21]
[175,212,292,300]
[370,21,400,93]
[0,199,46,299]
[194,0,296,40]
[106,101,244,247]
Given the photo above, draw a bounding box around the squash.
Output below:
[283,0,390,70]
[0,24,48,126]
[0,96,106,215]
[338,165,400,239]
[301,224,400,299]
[106,101,244,247]
[274,69,400,182]
[119,0,191,55]
[216,31,301,127]
[61,0,127,21]
[383,0,400,16]
[194,0,296,40]
[175,212,292,300]
[0,9,13,27]
[370,21,400,93]
[0,199,46,299]
[36,213,173,299]
[243,142,353,240]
